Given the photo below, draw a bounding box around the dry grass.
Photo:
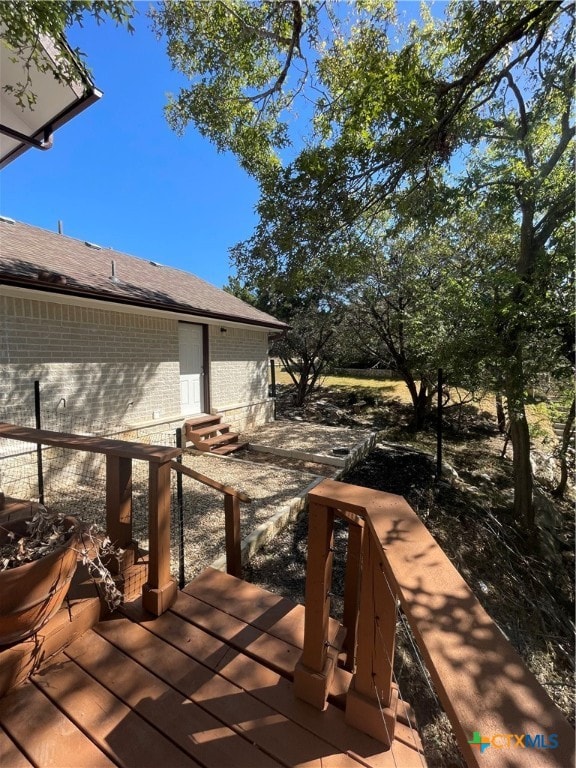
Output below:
[274,369,413,402]
[275,369,558,442]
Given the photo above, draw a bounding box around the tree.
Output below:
[272,298,341,407]
[342,222,443,430]
[457,35,574,527]
[152,1,568,185]
[228,232,347,407]
[151,0,316,178]
[1,1,135,107]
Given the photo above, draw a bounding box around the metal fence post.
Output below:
[176,428,185,589]
[34,380,44,505]
[436,367,443,481]
[270,358,277,419]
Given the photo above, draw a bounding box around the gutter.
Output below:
[0,86,102,169]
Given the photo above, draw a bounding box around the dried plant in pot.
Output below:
[0,507,123,646]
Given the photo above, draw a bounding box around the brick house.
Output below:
[0,217,286,448]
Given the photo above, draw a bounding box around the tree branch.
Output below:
[219,1,293,47]
[534,186,574,248]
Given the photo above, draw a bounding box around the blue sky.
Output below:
[1,2,438,289]
[1,7,260,288]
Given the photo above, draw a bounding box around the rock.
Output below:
[470,470,492,483]
[530,450,557,488]
[533,487,561,529]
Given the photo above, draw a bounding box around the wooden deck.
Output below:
[0,568,426,768]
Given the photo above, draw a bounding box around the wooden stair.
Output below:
[184,414,247,456]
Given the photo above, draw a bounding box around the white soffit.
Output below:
[0,33,102,167]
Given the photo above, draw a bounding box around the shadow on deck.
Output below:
[0,567,424,767]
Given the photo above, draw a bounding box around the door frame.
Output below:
[178,322,210,415]
[202,324,211,414]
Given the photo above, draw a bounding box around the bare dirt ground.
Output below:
[245,381,575,767]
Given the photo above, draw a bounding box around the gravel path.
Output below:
[27,421,373,586]
[49,448,325,585]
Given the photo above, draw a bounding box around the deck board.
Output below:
[34,651,201,767]
[181,568,352,703]
[0,725,34,768]
[64,629,280,768]
[0,568,426,767]
[97,615,364,768]
[0,680,116,767]
[184,567,342,650]
[172,590,304,679]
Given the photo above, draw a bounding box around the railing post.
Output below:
[105,455,135,573]
[341,518,364,671]
[142,459,177,615]
[294,501,337,710]
[345,532,398,745]
[224,493,242,578]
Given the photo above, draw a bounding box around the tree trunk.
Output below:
[295,362,311,406]
[553,396,575,498]
[509,412,534,528]
[505,357,534,530]
[495,393,506,434]
[414,386,430,430]
[399,368,429,430]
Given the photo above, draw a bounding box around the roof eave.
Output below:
[0,86,102,169]
[0,274,289,332]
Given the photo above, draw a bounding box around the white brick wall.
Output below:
[208,325,272,430]
[0,294,275,496]
[0,294,181,432]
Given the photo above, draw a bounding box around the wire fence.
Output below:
[0,390,240,586]
[0,394,315,587]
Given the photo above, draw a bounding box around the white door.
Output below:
[178,323,204,414]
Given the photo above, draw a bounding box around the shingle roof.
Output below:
[0,218,286,330]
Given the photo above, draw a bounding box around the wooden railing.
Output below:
[295,478,574,768]
[0,422,181,616]
[0,423,250,614]
[169,459,251,578]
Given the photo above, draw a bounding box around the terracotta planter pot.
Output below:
[0,517,80,645]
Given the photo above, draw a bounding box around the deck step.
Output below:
[185,415,246,455]
[211,441,248,455]
[179,567,349,701]
[184,414,221,428]
[191,423,231,438]
[200,433,239,448]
